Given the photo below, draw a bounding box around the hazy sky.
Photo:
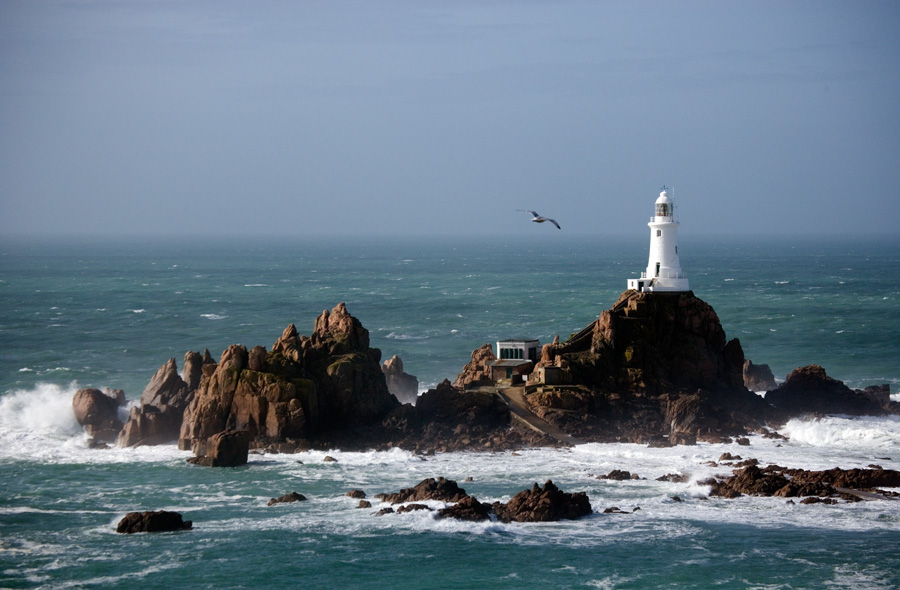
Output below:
[1,1,898,237]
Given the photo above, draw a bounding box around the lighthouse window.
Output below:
[656,230,661,237]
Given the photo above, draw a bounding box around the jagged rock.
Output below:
[72,388,125,443]
[188,429,249,467]
[267,492,307,506]
[492,480,592,523]
[525,291,771,444]
[358,500,372,509]
[380,477,469,505]
[452,344,496,389]
[765,365,886,416]
[346,489,366,499]
[397,503,431,514]
[178,303,399,455]
[119,356,196,447]
[743,360,777,392]
[382,355,419,405]
[116,511,192,534]
[436,495,491,521]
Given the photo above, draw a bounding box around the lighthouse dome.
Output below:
[654,188,673,218]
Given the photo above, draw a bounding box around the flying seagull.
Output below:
[519,209,561,229]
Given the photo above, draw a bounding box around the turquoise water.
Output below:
[1,235,899,589]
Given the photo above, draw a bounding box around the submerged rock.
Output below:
[267,492,307,506]
[116,510,192,534]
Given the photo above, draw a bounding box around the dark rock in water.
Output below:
[492,480,592,523]
[436,495,491,522]
[346,489,366,499]
[382,355,419,405]
[116,510,192,534]
[707,464,900,500]
[598,470,639,481]
[380,477,469,505]
[178,303,399,455]
[72,387,125,443]
[743,360,777,392]
[267,492,307,506]
[119,355,197,447]
[357,500,372,509]
[397,503,431,514]
[187,430,249,467]
[765,365,887,417]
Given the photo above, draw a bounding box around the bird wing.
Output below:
[547,218,561,229]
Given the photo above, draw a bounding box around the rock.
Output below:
[380,477,469,505]
[267,492,307,506]
[743,360,777,392]
[382,355,419,405]
[436,495,491,522]
[72,387,125,443]
[492,480,592,523]
[357,500,372,509]
[397,503,431,514]
[116,510,192,534]
[414,380,509,430]
[707,464,900,500]
[119,356,196,447]
[187,430,249,467]
[179,303,399,455]
[528,291,771,444]
[346,489,366,499]
[323,456,338,463]
[374,507,395,516]
[452,344,496,389]
[598,470,639,481]
[765,365,886,417]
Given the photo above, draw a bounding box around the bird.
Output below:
[519,209,561,229]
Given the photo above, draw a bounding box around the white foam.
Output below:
[200,313,226,320]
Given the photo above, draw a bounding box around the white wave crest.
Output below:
[781,415,900,451]
[0,383,82,438]
[200,314,226,320]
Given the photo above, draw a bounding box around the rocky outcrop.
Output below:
[116,511,192,534]
[765,365,887,416]
[382,355,419,405]
[187,429,249,467]
[118,355,199,447]
[525,291,771,444]
[379,477,469,504]
[492,480,592,523]
[743,360,776,392]
[72,387,125,443]
[707,464,900,500]
[267,492,307,506]
[452,344,495,389]
[178,303,400,456]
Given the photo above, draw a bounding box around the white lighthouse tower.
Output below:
[627,186,690,293]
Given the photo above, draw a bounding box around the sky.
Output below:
[1,1,898,238]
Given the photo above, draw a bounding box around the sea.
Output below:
[1,233,899,589]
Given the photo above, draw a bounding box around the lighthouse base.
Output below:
[628,277,691,293]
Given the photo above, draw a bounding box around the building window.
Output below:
[656,230,661,237]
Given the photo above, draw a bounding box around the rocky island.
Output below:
[74,293,895,462]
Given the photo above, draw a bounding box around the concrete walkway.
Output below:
[497,387,585,446]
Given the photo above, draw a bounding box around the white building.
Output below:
[627,187,691,293]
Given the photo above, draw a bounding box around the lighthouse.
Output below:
[627,186,690,293]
